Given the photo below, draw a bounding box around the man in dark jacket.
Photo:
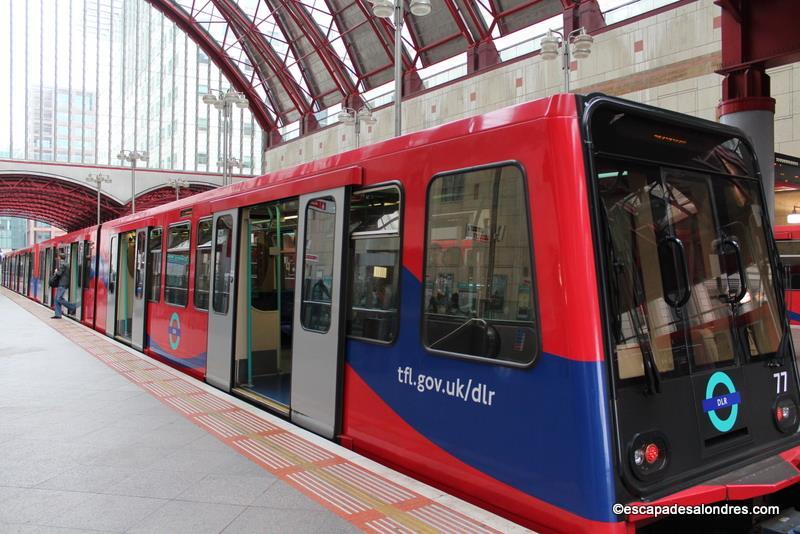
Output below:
[52,255,76,319]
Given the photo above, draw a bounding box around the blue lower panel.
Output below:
[346,269,617,523]
[147,336,207,371]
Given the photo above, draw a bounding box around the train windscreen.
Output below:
[589,102,799,498]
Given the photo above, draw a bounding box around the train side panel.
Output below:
[341,108,618,531]
[143,210,210,380]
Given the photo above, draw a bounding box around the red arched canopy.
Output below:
[0,175,124,231]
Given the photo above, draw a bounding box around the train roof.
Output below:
[104,94,577,227]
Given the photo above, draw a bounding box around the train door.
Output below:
[291,189,348,438]
[43,247,52,306]
[38,250,45,301]
[232,199,298,413]
[206,209,239,391]
[115,231,136,342]
[83,239,95,323]
[69,242,81,319]
[105,235,118,336]
[131,229,148,351]
[24,253,31,296]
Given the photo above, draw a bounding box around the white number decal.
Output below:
[774,371,788,394]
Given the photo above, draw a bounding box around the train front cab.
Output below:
[586,96,800,530]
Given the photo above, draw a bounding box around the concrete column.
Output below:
[717,66,776,224]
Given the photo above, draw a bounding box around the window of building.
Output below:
[147,227,162,302]
[34,231,50,244]
[194,219,213,311]
[165,223,190,306]
[198,84,209,96]
[198,51,209,64]
[197,153,208,165]
[423,164,537,365]
[347,186,401,343]
[301,197,336,332]
[198,117,208,130]
[243,123,254,136]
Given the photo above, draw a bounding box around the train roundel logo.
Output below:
[168,312,181,350]
[702,371,741,433]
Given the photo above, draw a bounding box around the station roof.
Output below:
[145,0,601,136]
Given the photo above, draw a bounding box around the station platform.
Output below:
[0,288,526,533]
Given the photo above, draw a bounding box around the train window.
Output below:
[194,219,213,310]
[423,164,538,365]
[778,241,800,290]
[165,223,191,306]
[347,186,401,343]
[134,233,146,300]
[301,196,336,333]
[213,216,234,314]
[147,228,162,302]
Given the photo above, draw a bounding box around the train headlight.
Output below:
[774,396,799,434]
[629,432,668,480]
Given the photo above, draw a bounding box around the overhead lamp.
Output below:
[223,91,238,104]
[410,0,431,16]
[372,0,394,18]
[202,93,218,105]
[789,205,800,224]
[235,97,249,109]
[540,31,560,61]
[338,110,355,124]
[358,108,376,125]
[571,28,594,59]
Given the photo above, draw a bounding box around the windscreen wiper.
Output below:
[603,202,661,394]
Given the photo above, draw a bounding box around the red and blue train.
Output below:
[3,94,800,532]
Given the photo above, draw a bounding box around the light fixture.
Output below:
[338,110,355,124]
[540,31,560,61]
[788,205,800,224]
[410,0,431,16]
[117,150,147,214]
[540,27,593,92]
[571,28,594,59]
[358,108,376,125]
[372,0,393,18]
[339,106,377,148]
[202,93,218,105]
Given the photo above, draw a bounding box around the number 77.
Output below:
[774,371,788,394]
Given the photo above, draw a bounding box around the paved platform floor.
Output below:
[0,289,524,533]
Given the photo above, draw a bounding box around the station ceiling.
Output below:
[145,0,600,135]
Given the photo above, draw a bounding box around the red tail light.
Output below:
[630,433,669,480]
[644,443,660,464]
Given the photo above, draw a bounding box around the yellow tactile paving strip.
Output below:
[1,288,501,534]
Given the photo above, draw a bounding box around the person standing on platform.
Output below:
[52,254,76,319]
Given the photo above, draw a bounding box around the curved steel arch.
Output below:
[144,0,277,132]
[0,175,125,232]
[146,0,606,139]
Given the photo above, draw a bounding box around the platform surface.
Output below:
[0,289,526,533]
